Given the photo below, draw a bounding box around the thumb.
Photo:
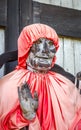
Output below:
[34,91,38,101]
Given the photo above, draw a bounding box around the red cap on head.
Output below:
[17,23,59,68]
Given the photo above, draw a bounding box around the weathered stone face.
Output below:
[26,38,56,73]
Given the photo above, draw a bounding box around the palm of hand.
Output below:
[18,82,38,120]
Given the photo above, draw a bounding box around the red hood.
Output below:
[1,23,81,130]
[17,23,59,68]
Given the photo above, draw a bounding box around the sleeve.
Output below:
[3,105,35,130]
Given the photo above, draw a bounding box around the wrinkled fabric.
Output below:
[0,23,81,130]
[17,23,59,69]
[0,69,81,130]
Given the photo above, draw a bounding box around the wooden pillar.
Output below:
[5,0,33,74]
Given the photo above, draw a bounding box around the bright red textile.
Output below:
[0,24,81,130]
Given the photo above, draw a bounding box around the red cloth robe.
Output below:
[0,23,81,130]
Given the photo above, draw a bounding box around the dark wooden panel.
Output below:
[33,1,81,39]
[5,0,19,51]
[5,0,19,74]
[5,0,33,74]
[0,0,7,26]
[19,0,33,32]
[33,1,41,23]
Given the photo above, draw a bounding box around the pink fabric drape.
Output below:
[0,23,81,130]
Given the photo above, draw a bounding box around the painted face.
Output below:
[26,38,56,73]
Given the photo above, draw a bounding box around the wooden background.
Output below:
[33,0,81,75]
[0,0,81,77]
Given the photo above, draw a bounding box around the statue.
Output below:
[0,23,81,130]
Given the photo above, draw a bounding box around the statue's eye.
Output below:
[49,41,53,45]
[30,44,36,52]
[34,39,42,44]
[37,39,42,44]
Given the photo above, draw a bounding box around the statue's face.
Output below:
[26,38,56,73]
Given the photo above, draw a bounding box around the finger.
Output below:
[21,81,29,91]
[23,82,32,98]
[21,82,25,91]
[17,87,23,101]
[19,81,32,99]
[21,82,27,94]
[33,100,38,110]
[23,81,30,91]
[34,91,38,101]
[20,82,28,96]
[26,82,30,89]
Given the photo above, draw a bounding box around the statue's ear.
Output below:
[54,48,56,54]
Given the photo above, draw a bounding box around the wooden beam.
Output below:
[5,0,19,51]
[5,0,19,74]
[5,0,33,74]
[0,0,7,26]
[0,50,18,68]
[19,0,33,32]
[33,1,81,39]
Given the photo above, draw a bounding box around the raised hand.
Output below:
[18,81,38,120]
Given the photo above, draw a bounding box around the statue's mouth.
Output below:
[35,55,51,59]
[27,56,52,71]
[38,62,50,67]
[37,58,51,68]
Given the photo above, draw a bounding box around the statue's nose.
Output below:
[42,42,50,53]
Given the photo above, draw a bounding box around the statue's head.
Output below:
[17,23,59,73]
[26,38,56,73]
